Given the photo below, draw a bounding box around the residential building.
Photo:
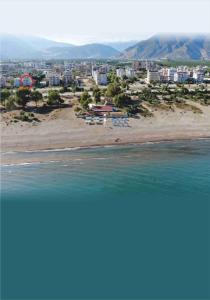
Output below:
[62,70,72,85]
[193,70,204,83]
[47,73,61,86]
[116,68,126,78]
[14,78,21,88]
[125,68,135,78]
[174,71,189,83]
[0,76,6,87]
[146,70,160,83]
[93,70,107,85]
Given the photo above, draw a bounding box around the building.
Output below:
[174,71,189,83]
[116,68,126,78]
[47,73,60,86]
[193,70,204,83]
[146,70,160,83]
[62,70,72,86]
[0,76,6,87]
[93,70,107,85]
[125,68,135,78]
[14,78,21,88]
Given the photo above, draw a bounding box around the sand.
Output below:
[1,101,210,163]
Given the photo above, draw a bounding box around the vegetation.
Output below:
[79,91,92,109]
[0,89,11,106]
[47,90,64,106]
[31,90,43,107]
[92,86,101,103]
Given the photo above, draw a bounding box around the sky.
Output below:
[0,0,210,44]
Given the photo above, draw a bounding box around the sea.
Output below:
[1,139,210,300]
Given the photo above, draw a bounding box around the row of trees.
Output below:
[0,88,64,110]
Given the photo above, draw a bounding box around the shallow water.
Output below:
[1,140,210,299]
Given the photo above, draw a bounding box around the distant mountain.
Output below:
[0,34,120,60]
[121,34,210,60]
[43,43,120,59]
[17,35,74,51]
[104,41,138,52]
[0,34,42,60]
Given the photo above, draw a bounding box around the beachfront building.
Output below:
[146,70,160,83]
[47,73,61,86]
[116,68,126,78]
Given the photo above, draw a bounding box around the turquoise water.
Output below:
[1,140,210,299]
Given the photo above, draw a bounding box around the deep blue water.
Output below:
[1,140,210,299]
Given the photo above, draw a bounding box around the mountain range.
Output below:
[0,34,210,60]
[121,34,210,60]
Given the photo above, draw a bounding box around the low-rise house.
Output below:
[14,77,21,88]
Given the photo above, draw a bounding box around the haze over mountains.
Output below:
[0,33,210,60]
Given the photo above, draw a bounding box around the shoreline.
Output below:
[2,102,210,164]
[2,135,210,166]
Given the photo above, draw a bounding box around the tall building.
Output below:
[93,70,107,85]
[125,68,135,78]
[146,70,160,83]
[62,70,72,85]
[47,73,61,86]
[193,70,204,83]
[116,68,126,78]
[174,71,189,83]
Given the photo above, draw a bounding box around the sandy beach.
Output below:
[1,101,210,164]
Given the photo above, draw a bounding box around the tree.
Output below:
[5,96,16,111]
[113,93,129,108]
[31,90,43,107]
[47,90,63,107]
[79,91,91,109]
[0,89,11,106]
[93,86,101,103]
[16,88,31,108]
[106,83,121,98]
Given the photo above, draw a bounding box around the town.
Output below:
[1,59,210,126]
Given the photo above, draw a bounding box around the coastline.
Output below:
[2,135,210,166]
[1,103,210,164]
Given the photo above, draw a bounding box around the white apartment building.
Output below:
[125,68,135,78]
[93,70,107,85]
[174,71,189,83]
[167,68,177,82]
[62,70,72,85]
[146,70,160,83]
[47,73,61,86]
[116,68,126,78]
[193,70,204,83]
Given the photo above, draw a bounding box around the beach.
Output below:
[1,101,210,164]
